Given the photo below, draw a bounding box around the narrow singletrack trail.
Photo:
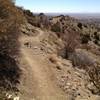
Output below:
[19,28,67,100]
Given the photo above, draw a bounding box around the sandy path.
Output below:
[19,28,67,100]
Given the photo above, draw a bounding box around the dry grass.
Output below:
[0,0,23,92]
[0,0,24,57]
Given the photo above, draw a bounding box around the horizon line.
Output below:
[33,12,100,14]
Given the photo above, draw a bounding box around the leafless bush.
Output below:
[0,53,21,91]
[23,11,50,29]
[57,29,80,58]
[87,65,100,94]
[59,29,80,58]
[38,13,50,29]
[68,49,96,68]
[68,49,100,94]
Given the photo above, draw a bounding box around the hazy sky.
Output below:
[16,0,100,13]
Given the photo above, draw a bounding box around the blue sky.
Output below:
[16,0,100,13]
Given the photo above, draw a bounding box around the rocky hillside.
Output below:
[0,0,100,100]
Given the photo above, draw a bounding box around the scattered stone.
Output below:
[24,42,31,48]
[13,96,20,100]
[56,65,62,70]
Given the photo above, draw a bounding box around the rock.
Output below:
[33,46,38,49]
[56,65,62,70]
[13,96,20,100]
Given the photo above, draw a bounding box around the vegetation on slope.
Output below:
[21,8,100,95]
[0,0,24,99]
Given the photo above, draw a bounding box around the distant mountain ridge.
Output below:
[39,13,100,19]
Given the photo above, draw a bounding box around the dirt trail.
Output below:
[19,28,67,100]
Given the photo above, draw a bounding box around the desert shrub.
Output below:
[23,9,34,17]
[24,11,50,29]
[84,24,88,28]
[38,13,50,29]
[68,49,100,93]
[87,65,100,94]
[57,29,80,58]
[64,30,80,55]
[81,34,90,44]
[26,16,38,27]
[77,22,83,29]
[94,39,98,45]
[39,13,44,16]
[92,32,100,45]
[94,32,100,41]
[51,22,62,32]
[59,15,65,22]
[94,32,97,36]
[68,49,96,68]
[0,0,23,92]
